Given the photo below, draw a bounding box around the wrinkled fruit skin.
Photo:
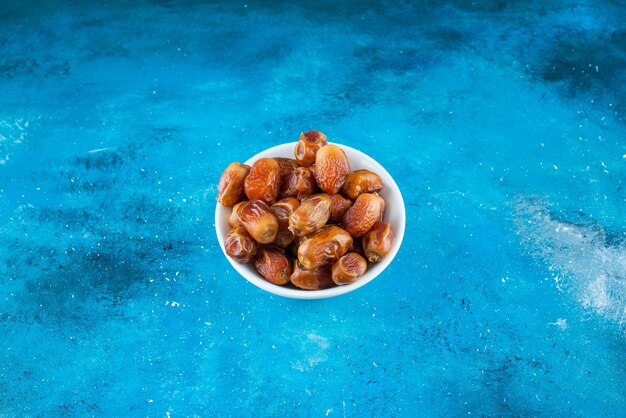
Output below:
[270,197,301,219]
[224,226,257,264]
[294,130,327,166]
[290,261,334,290]
[280,166,316,200]
[270,198,300,248]
[237,200,279,244]
[274,157,299,182]
[297,226,353,270]
[217,162,250,207]
[244,158,281,205]
[376,194,386,221]
[342,169,383,199]
[328,193,353,222]
[289,194,331,236]
[253,246,292,285]
[229,201,245,228]
[341,193,382,238]
[314,144,351,194]
[362,221,395,262]
[332,252,367,285]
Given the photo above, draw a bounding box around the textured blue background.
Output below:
[1,0,625,416]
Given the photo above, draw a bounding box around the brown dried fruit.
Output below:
[273,225,295,248]
[315,144,351,194]
[328,193,353,222]
[280,166,316,200]
[224,226,257,263]
[288,194,331,236]
[229,201,246,228]
[331,252,367,285]
[341,193,382,238]
[290,261,334,290]
[244,158,281,205]
[270,198,300,248]
[342,169,383,199]
[237,200,279,244]
[294,130,327,166]
[362,221,395,262]
[270,198,300,221]
[376,194,386,221]
[274,157,299,182]
[297,225,353,270]
[217,162,250,206]
[253,246,292,285]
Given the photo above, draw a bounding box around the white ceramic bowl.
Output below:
[215,142,405,299]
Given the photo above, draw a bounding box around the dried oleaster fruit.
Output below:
[280,167,316,200]
[274,157,299,182]
[294,130,327,166]
[224,226,257,263]
[288,194,331,236]
[237,200,278,244]
[376,194,386,221]
[244,158,281,205]
[341,193,381,238]
[270,198,300,248]
[315,144,351,194]
[328,193,353,222]
[362,221,395,262]
[217,162,250,207]
[270,197,300,220]
[253,246,292,285]
[342,169,383,199]
[290,261,334,290]
[229,201,245,228]
[273,226,298,249]
[297,225,353,270]
[331,252,367,285]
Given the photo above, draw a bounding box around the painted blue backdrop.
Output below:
[1,0,625,416]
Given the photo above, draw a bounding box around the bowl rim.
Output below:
[215,142,405,299]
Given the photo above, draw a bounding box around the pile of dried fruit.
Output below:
[217,131,395,290]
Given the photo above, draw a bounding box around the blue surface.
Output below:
[1,0,626,416]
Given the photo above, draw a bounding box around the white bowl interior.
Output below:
[215,142,405,299]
